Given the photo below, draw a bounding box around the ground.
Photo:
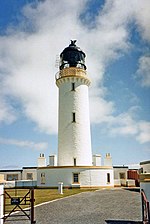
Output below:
[5,188,142,224]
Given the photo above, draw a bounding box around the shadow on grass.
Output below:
[105,220,142,224]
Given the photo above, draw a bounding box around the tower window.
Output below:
[72,112,76,122]
[74,158,76,166]
[107,173,110,183]
[71,83,75,91]
[73,173,79,183]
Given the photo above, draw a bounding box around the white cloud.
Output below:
[0,96,16,124]
[0,137,48,150]
[0,0,149,142]
[136,55,150,87]
[107,110,150,144]
[136,121,150,143]
[133,0,150,42]
[108,111,138,136]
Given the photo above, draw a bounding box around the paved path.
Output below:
[7,188,142,224]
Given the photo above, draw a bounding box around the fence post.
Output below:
[58,182,63,194]
[0,185,4,224]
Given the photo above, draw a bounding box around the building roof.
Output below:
[38,165,113,170]
[0,169,22,172]
[0,166,37,172]
[22,167,37,169]
[140,160,150,165]
[113,166,128,169]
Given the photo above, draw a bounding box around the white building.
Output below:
[113,166,128,187]
[140,160,150,203]
[37,166,114,188]
[37,40,114,188]
[0,167,37,188]
[140,160,150,173]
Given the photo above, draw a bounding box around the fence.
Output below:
[141,189,150,224]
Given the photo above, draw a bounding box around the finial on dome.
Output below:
[70,40,77,46]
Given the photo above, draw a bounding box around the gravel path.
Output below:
[6,188,142,224]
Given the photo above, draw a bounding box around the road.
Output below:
[6,188,142,224]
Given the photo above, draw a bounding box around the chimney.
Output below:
[38,153,46,167]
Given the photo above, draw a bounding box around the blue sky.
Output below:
[0,0,150,169]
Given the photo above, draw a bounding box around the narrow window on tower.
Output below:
[74,158,77,166]
[72,112,76,122]
[71,83,75,91]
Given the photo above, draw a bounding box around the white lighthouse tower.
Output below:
[37,41,114,188]
[56,40,92,166]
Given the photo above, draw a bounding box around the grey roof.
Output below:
[140,160,150,165]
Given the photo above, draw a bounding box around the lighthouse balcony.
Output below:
[55,67,87,80]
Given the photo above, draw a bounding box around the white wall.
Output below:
[92,155,101,166]
[38,154,46,167]
[140,182,150,202]
[113,167,128,180]
[0,171,22,181]
[22,169,37,180]
[141,163,150,173]
[57,71,92,166]
[104,153,112,167]
[0,169,37,182]
[49,155,57,166]
[37,167,114,188]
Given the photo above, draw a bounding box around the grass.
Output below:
[4,188,96,214]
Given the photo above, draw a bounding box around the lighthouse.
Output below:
[37,41,114,188]
[56,40,92,166]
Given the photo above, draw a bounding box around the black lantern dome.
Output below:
[59,40,86,70]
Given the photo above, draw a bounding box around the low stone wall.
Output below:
[114,179,121,187]
[114,179,136,187]
[126,179,136,187]
[140,173,150,202]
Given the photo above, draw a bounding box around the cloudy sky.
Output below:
[0,0,150,169]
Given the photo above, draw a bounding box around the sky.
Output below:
[0,0,150,169]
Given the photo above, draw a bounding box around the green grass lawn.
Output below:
[4,188,96,214]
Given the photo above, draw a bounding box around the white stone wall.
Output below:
[22,169,37,180]
[57,76,92,166]
[140,174,150,202]
[37,167,114,188]
[140,182,150,202]
[38,156,46,167]
[113,167,128,180]
[92,155,101,166]
[0,171,22,181]
[49,155,57,166]
[141,163,150,173]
